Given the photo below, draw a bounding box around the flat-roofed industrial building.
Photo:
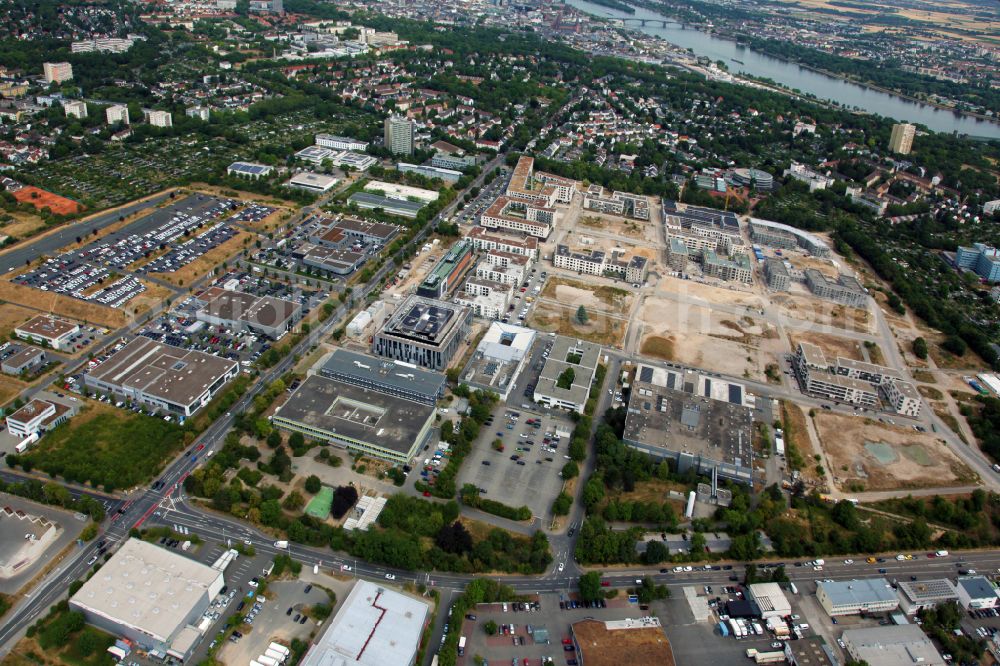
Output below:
[623,363,755,484]
[896,579,958,615]
[841,625,945,666]
[570,617,674,666]
[300,580,429,666]
[84,336,239,419]
[272,374,435,465]
[14,315,79,350]
[196,290,301,339]
[69,538,224,662]
[816,578,900,616]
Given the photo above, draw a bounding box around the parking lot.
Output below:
[452,168,509,227]
[14,195,239,308]
[132,271,328,362]
[457,405,574,523]
[458,592,646,666]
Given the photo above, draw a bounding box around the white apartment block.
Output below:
[480,196,554,239]
[881,379,922,417]
[455,277,512,320]
[315,134,369,151]
[146,109,173,127]
[62,100,87,119]
[106,104,129,125]
[186,106,210,121]
[464,227,539,260]
[475,250,529,286]
[554,245,605,276]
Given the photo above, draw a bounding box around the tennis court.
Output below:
[305,486,333,519]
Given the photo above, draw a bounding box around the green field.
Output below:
[306,486,334,519]
[18,412,185,491]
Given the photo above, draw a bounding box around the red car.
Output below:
[600,581,610,587]
[195,444,205,451]
[562,638,572,645]
[423,491,431,497]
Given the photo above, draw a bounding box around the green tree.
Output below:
[483,620,498,635]
[578,571,603,601]
[266,430,283,448]
[304,475,322,494]
[912,337,928,359]
[561,461,579,479]
[576,305,588,324]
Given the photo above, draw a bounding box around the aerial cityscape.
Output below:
[0,0,997,665]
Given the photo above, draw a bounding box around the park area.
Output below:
[812,412,977,492]
[11,405,186,491]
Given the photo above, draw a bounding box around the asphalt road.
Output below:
[0,193,172,274]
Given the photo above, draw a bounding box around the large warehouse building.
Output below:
[69,539,224,661]
[841,625,946,666]
[84,336,239,419]
[271,374,435,465]
[816,578,900,616]
[372,295,472,371]
[300,580,429,666]
[570,617,674,666]
[623,363,755,485]
[195,289,301,339]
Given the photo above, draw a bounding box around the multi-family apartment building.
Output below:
[464,227,538,260]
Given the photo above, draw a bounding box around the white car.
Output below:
[341,564,352,571]
[558,563,565,572]
[385,573,396,580]
[844,559,854,565]
[683,566,693,572]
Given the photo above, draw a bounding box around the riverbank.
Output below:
[706,28,1000,127]
[585,0,1000,135]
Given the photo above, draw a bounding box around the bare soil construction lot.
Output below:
[770,291,873,334]
[813,412,977,491]
[541,277,633,312]
[576,211,660,244]
[637,296,781,381]
[530,300,627,347]
[788,331,864,362]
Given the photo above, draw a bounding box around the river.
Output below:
[566,0,1000,139]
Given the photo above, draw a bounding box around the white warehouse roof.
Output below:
[69,538,223,643]
[300,580,429,666]
[747,582,792,618]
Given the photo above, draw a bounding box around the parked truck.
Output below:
[268,643,291,659]
[458,636,466,656]
[256,656,279,666]
[274,540,288,549]
[264,648,285,663]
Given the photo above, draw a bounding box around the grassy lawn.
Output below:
[21,411,185,491]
